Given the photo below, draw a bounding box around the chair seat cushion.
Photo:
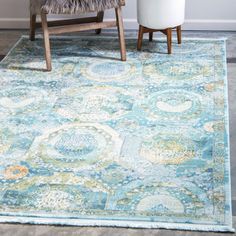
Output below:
[30,0,125,14]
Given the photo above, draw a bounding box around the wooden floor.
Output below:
[0,29,235,236]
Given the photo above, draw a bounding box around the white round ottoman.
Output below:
[137,0,186,54]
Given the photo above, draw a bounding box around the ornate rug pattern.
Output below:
[0,36,233,232]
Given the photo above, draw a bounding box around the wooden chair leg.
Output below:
[41,12,52,71]
[137,25,144,51]
[166,28,172,54]
[95,11,104,34]
[177,25,182,44]
[30,14,36,41]
[115,7,126,61]
[149,32,153,42]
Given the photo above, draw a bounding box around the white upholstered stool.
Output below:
[137,0,186,54]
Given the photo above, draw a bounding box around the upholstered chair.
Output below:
[30,0,126,71]
[137,0,186,54]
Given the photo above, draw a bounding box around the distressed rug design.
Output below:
[0,36,234,232]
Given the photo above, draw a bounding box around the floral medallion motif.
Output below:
[25,123,122,171]
[54,86,135,122]
[4,165,29,180]
[139,134,196,165]
[79,59,141,83]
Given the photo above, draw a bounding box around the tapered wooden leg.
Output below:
[149,32,153,42]
[137,25,144,51]
[115,7,126,61]
[95,11,104,34]
[41,12,52,71]
[177,25,182,44]
[166,28,172,54]
[30,14,36,41]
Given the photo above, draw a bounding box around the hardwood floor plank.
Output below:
[0,55,5,61]
[227,58,236,63]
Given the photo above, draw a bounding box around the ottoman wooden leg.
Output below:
[137,25,144,51]
[167,28,172,54]
[115,7,126,61]
[95,11,104,34]
[177,25,182,44]
[41,12,52,71]
[149,32,153,42]
[30,14,36,41]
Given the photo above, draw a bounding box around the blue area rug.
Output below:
[0,36,234,232]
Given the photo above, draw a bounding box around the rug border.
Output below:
[0,36,234,233]
[21,34,229,40]
[222,38,234,233]
[0,35,229,64]
[0,215,234,232]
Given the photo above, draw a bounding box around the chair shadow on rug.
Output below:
[4,37,182,72]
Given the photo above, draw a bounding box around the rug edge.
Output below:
[0,37,24,65]
[222,39,234,232]
[0,216,235,232]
